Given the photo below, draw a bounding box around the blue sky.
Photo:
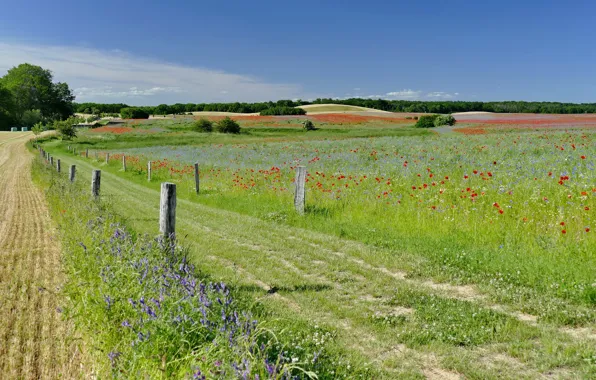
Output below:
[1,0,595,105]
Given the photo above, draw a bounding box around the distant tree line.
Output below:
[74,98,596,117]
[307,98,596,114]
[0,63,75,131]
[259,106,306,116]
[74,100,310,116]
[75,102,128,115]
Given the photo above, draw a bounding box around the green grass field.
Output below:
[38,117,596,378]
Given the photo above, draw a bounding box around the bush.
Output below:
[415,114,440,128]
[120,107,149,119]
[216,117,241,134]
[260,107,306,116]
[54,116,80,140]
[193,118,213,132]
[434,114,456,127]
[303,120,316,131]
[32,122,44,136]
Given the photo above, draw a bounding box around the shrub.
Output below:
[120,107,149,119]
[260,107,306,116]
[193,118,213,132]
[54,116,79,140]
[434,114,456,127]
[216,117,241,134]
[415,114,440,128]
[303,120,317,131]
[32,122,44,136]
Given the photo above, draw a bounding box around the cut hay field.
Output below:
[38,113,596,378]
[0,132,85,378]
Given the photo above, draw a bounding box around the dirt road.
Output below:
[0,133,81,378]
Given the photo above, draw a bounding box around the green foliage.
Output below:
[303,120,317,131]
[415,114,439,128]
[0,83,15,131]
[74,103,128,114]
[434,114,456,127]
[32,122,44,136]
[260,107,306,116]
[120,107,149,119]
[216,117,241,134]
[86,114,100,123]
[193,118,213,132]
[20,109,43,127]
[53,116,82,140]
[0,63,74,122]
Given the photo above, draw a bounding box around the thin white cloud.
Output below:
[372,89,460,100]
[0,42,305,104]
[426,91,457,99]
[385,89,422,99]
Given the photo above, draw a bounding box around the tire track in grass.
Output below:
[0,133,83,379]
[54,153,594,378]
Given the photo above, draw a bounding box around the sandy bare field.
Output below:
[0,133,83,378]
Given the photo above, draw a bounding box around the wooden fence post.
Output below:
[86,149,89,158]
[91,170,101,197]
[69,165,76,182]
[194,163,200,194]
[122,155,126,171]
[159,183,176,237]
[147,161,152,181]
[50,156,54,166]
[105,153,110,164]
[294,166,306,215]
[57,159,61,173]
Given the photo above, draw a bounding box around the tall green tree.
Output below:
[0,83,15,130]
[0,63,75,124]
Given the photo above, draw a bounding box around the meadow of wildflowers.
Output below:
[33,158,368,378]
[93,130,596,323]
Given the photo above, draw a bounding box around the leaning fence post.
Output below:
[147,161,152,181]
[57,159,61,173]
[159,183,176,237]
[194,163,200,194]
[69,165,76,182]
[122,155,126,171]
[294,166,306,214]
[91,170,101,197]
[105,153,110,164]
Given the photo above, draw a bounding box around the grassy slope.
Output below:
[42,142,596,379]
[298,104,390,114]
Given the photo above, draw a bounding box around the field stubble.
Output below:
[0,133,85,379]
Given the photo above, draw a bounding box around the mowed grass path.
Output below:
[0,133,84,378]
[47,150,595,379]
